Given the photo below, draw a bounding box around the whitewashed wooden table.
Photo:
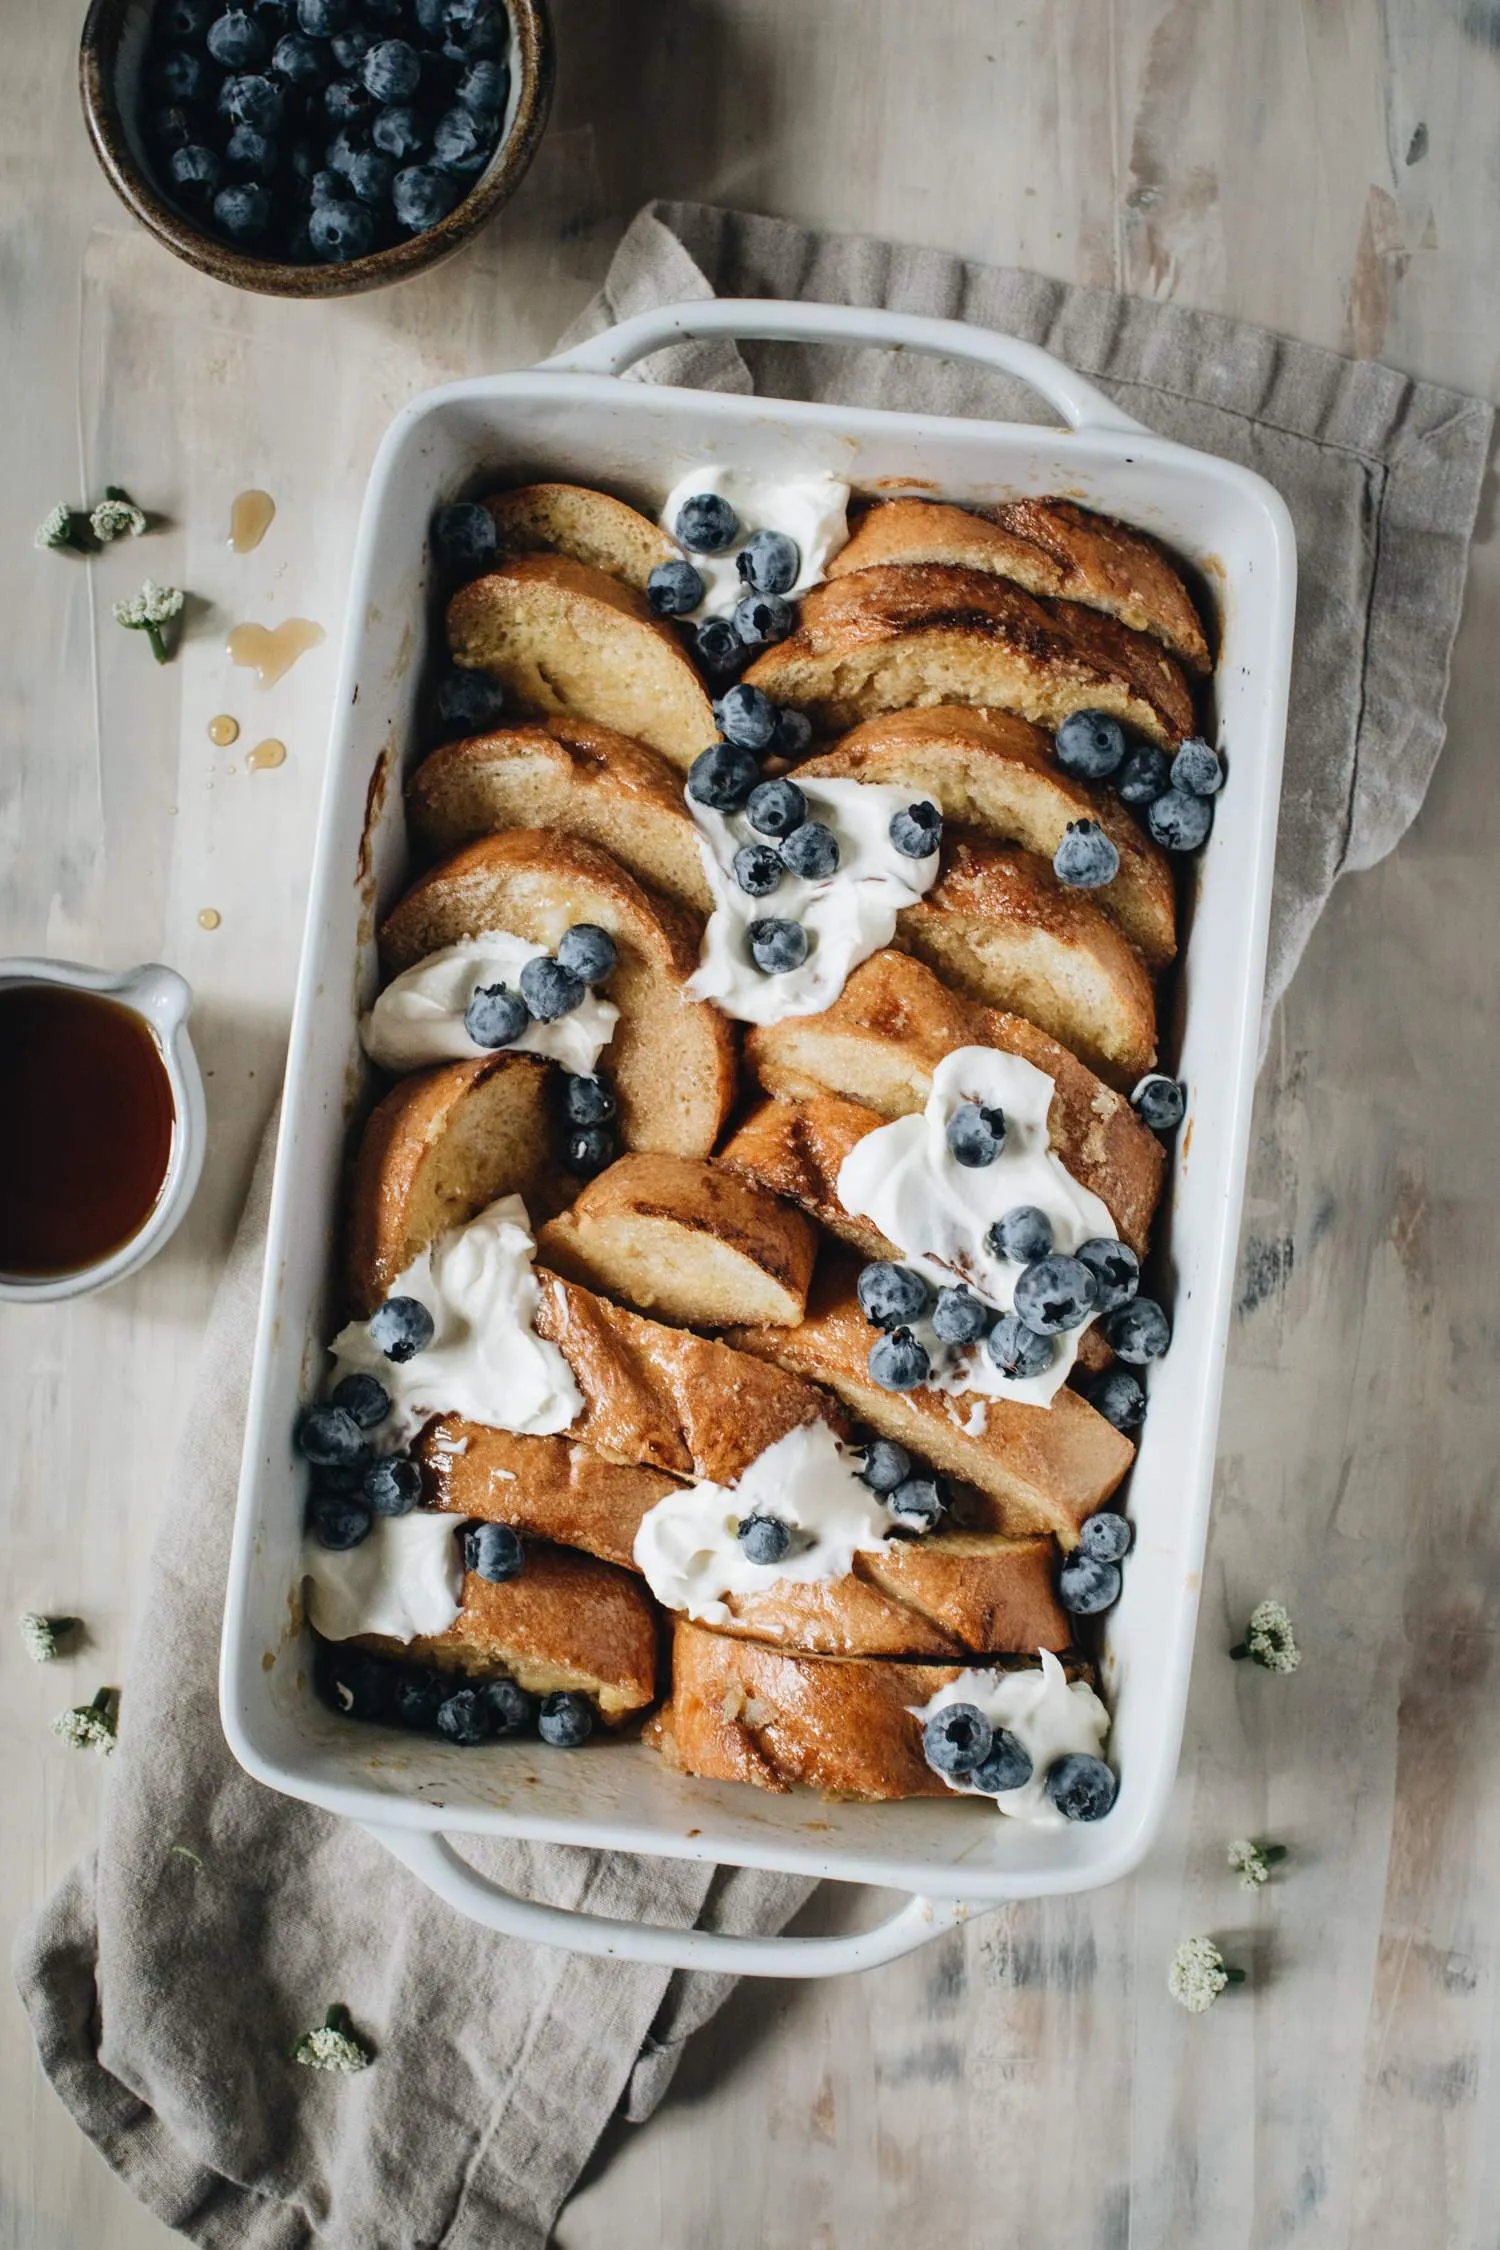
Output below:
[3,4,1497,2244]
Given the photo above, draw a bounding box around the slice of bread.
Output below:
[745,563,1195,747]
[405,718,713,913]
[483,483,679,591]
[447,555,717,771]
[744,951,1164,1256]
[800,704,1175,968]
[379,830,737,1162]
[537,1153,817,1329]
[417,1420,677,1573]
[896,833,1158,1087]
[729,1253,1132,1544]
[828,497,1210,673]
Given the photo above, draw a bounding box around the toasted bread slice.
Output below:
[447,555,717,771]
[744,952,1163,1255]
[354,1540,658,1719]
[405,718,713,912]
[483,483,679,591]
[379,831,736,1162]
[745,564,1195,747]
[711,1528,1069,1658]
[537,1153,817,1329]
[417,1421,677,1572]
[829,497,1210,673]
[800,705,1175,968]
[729,1254,1132,1544]
[896,834,1157,1087]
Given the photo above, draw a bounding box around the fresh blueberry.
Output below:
[674,493,739,554]
[331,1370,390,1428]
[298,0,351,29]
[361,31,420,95]
[372,103,428,159]
[464,1520,524,1581]
[1079,1510,1132,1563]
[322,74,375,123]
[252,0,294,28]
[436,665,504,731]
[368,1294,435,1361]
[946,1101,1006,1167]
[747,918,808,975]
[1116,741,1170,806]
[213,181,273,239]
[433,101,494,170]
[715,682,778,750]
[986,1205,1053,1265]
[857,1261,932,1329]
[1013,1255,1098,1334]
[343,144,393,199]
[771,706,813,759]
[1131,1073,1185,1132]
[283,211,316,258]
[392,164,461,230]
[273,28,330,83]
[308,1484,374,1548]
[457,56,510,114]
[413,0,445,29]
[736,527,799,594]
[566,1124,616,1177]
[1104,1296,1170,1363]
[1054,709,1127,779]
[889,799,943,858]
[435,1685,493,1745]
[161,0,218,32]
[1147,788,1213,852]
[922,1702,992,1776]
[297,1402,368,1466]
[868,1324,931,1392]
[225,121,279,171]
[1053,818,1121,888]
[363,1454,422,1516]
[562,1072,615,1126]
[519,956,585,1022]
[1058,1551,1122,1614]
[557,923,617,986]
[286,138,319,190]
[985,1313,1055,1381]
[538,1691,594,1747]
[149,103,198,151]
[359,0,408,22]
[646,558,704,616]
[971,1730,1035,1794]
[1045,1752,1118,1822]
[1074,1238,1139,1315]
[484,1676,536,1735]
[747,777,805,838]
[310,166,345,203]
[931,1285,993,1346]
[207,8,270,64]
[307,196,375,258]
[887,1474,945,1529]
[324,128,366,177]
[440,0,505,58]
[315,1642,392,1720]
[152,46,209,101]
[779,820,839,880]
[391,1666,447,1729]
[693,617,743,679]
[858,1439,911,1495]
[169,143,222,203]
[219,67,285,125]
[733,843,784,898]
[1087,1367,1146,1432]
[738,1512,792,1565]
[432,499,497,574]
[686,740,759,812]
[732,591,795,648]
[1171,736,1223,797]
[463,982,528,1048]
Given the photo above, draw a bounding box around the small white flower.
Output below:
[51,1688,118,1756]
[90,494,147,543]
[19,1612,78,1662]
[1167,1935,1244,2013]
[1227,1837,1287,1889]
[1232,1598,1300,1673]
[293,2008,372,2073]
[35,504,80,552]
[113,579,183,629]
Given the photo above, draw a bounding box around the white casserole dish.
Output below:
[220,299,1295,1978]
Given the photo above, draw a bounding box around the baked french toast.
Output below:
[482,483,680,592]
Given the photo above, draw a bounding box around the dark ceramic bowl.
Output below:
[80,0,553,298]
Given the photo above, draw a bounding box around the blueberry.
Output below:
[372,104,428,159]
[646,559,704,616]
[1074,1238,1139,1315]
[368,1294,435,1361]
[1131,1073,1185,1132]
[985,1313,1055,1380]
[464,1520,524,1581]
[566,1124,616,1177]
[557,923,617,985]
[282,213,316,260]
[297,1402,368,1465]
[715,682,777,751]
[970,1729,1035,1794]
[771,706,813,759]
[326,129,368,181]
[780,820,840,880]
[436,1685,493,1745]
[1087,1367,1146,1432]
[747,777,805,837]
[1058,1551,1122,1614]
[932,1285,993,1345]
[152,46,209,101]
[457,56,510,113]
[342,144,392,199]
[732,592,795,648]
[889,799,942,859]
[169,143,222,202]
[207,9,270,64]
[149,104,198,151]
[225,121,278,172]
[1104,1296,1170,1363]
[307,1486,374,1548]
[733,843,783,898]
[747,918,808,975]
[1013,1255,1098,1334]
[1045,1752,1118,1822]
[857,1260,931,1330]
[331,1370,391,1427]
[307,196,375,258]
[1116,742,1170,806]
[686,741,759,812]
[693,617,743,680]
[562,1073,615,1126]
[432,101,495,172]
[946,1101,1006,1167]
[738,1512,792,1565]
[985,1205,1053,1265]
[868,1324,931,1392]
[322,75,375,123]
[436,665,504,731]
[286,138,319,190]
[440,0,504,58]
[213,181,273,239]
[359,0,408,21]
[161,0,218,32]
[1053,818,1120,888]
[922,1702,992,1776]
[432,499,497,574]
[675,493,739,553]
[484,1676,536,1735]
[519,956,585,1022]
[1054,709,1127,780]
[887,1474,945,1529]
[1171,736,1223,797]
[298,0,351,29]
[1079,1511,1132,1563]
[413,0,444,28]
[363,1454,422,1515]
[1147,788,1213,852]
[736,527,799,595]
[392,164,461,230]
[219,67,284,125]
[273,27,330,81]
[310,167,345,203]
[538,1691,594,1747]
[460,981,527,1051]
[858,1438,911,1495]
[365,32,422,93]
[315,1642,392,1720]
[391,1666,447,1729]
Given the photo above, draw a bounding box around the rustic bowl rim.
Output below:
[79,0,554,299]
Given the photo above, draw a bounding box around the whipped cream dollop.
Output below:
[633,1420,897,1625]
[836,1045,1117,1409]
[688,776,940,1024]
[303,1511,465,1645]
[659,465,850,619]
[911,1652,1112,1824]
[361,935,618,1076]
[327,1195,583,1450]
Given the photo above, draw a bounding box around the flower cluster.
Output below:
[1231,1598,1300,1673]
[1167,1936,1244,2013]
[293,2005,373,2074]
[51,1687,118,1756]
[19,1612,79,1663]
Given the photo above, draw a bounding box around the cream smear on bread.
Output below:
[362,934,617,1077]
[911,1653,1110,1823]
[303,1512,465,1645]
[659,465,849,619]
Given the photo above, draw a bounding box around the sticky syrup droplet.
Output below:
[197,908,221,931]
[229,489,276,554]
[226,619,325,689]
[247,737,287,771]
[208,713,240,746]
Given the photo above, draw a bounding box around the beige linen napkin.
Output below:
[15,202,1490,2249]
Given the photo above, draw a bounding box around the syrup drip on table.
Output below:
[246,737,286,771]
[229,489,276,553]
[226,619,325,689]
[208,714,239,746]
[198,908,221,930]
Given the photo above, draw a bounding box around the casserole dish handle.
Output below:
[364,1823,990,1977]
[539,297,1146,435]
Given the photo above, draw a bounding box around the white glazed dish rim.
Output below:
[219,299,1296,1977]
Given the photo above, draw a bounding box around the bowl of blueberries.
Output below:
[80,0,553,296]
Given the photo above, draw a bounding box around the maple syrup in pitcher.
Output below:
[0,985,175,1276]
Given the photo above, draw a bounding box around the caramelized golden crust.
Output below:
[482,483,679,592]
[417,1421,678,1573]
[713,1528,1069,1658]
